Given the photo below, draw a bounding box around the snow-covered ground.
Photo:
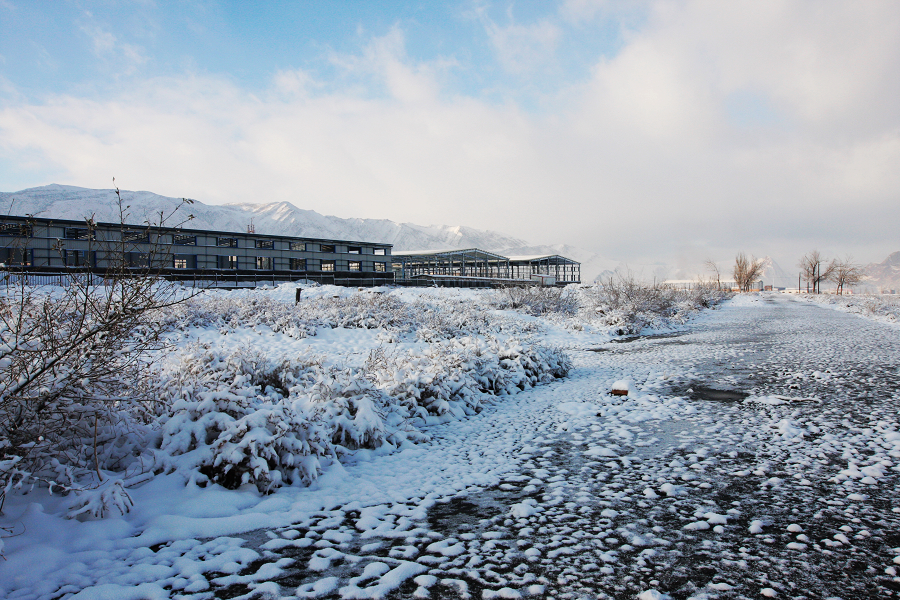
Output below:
[2,290,899,599]
[797,292,900,328]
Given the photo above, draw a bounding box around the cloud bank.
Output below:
[1,0,898,271]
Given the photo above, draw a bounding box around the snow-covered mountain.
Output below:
[756,256,794,288]
[1,184,615,281]
[862,251,900,292]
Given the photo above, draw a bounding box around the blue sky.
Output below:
[2,1,900,274]
[1,1,626,107]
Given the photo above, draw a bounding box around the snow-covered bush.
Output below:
[2,281,574,505]
[154,346,331,492]
[65,478,134,520]
[152,336,571,492]
[578,274,728,334]
[489,275,726,335]
[169,289,527,342]
[0,197,199,515]
[495,285,579,316]
[0,278,186,514]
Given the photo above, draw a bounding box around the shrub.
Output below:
[154,347,331,492]
[152,336,571,492]
[580,273,727,334]
[495,285,579,316]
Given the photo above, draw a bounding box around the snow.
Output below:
[3,290,900,598]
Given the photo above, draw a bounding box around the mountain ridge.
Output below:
[1,184,617,281]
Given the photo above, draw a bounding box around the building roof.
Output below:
[507,254,580,264]
[392,248,509,261]
[0,213,392,249]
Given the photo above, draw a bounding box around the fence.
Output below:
[1,271,112,287]
[1,269,394,290]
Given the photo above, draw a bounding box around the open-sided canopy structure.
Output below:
[392,248,510,280]
[392,249,581,286]
[507,254,581,285]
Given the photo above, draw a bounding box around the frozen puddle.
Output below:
[686,385,749,403]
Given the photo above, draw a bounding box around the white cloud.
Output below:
[482,17,561,74]
[78,11,148,76]
[559,0,650,25]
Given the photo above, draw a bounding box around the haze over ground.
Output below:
[1,1,898,282]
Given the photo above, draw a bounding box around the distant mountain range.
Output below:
[863,252,900,292]
[761,253,899,292]
[0,184,617,282]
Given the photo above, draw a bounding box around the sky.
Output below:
[1,1,899,280]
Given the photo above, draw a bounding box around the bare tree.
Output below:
[830,256,864,295]
[733,252,765,292]
[704,259,721,290]
[798,250,835,294]
[0,183,197,511]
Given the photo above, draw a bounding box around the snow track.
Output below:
[3,293,900,599]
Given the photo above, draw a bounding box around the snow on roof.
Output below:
[391,249,580,266]
[507,254,579,264]
[392,248,509,260]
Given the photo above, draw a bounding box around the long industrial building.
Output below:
[1,215,581,288]
[0,215,394,286]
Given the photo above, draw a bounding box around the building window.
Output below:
[65,250,86,266]
[65,227,92,240]
[174,234,196,246]
[290,258,306,270]
[122,230,149,243]
[255,239,274,249]
[126,252,149,267]
[321,260,335,272]
[0,223,33,237]
[256,256,273,269]
[290,241,307,251]
[374,262,386,272]
[173,255,195,269]
[348,261,361,271]
[347,246,361,255]
[218,255,238,269]
[373,248,386,256]
[320,244,335,253]
[217,237,237,247]
[0,248,31,266]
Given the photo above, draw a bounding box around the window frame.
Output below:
[0,223,34,237]
[218,255,239,269]
[122,230,150,244]
[173,234,197,246]
[64,227,93,240]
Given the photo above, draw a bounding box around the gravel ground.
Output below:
[217,294,900,600]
